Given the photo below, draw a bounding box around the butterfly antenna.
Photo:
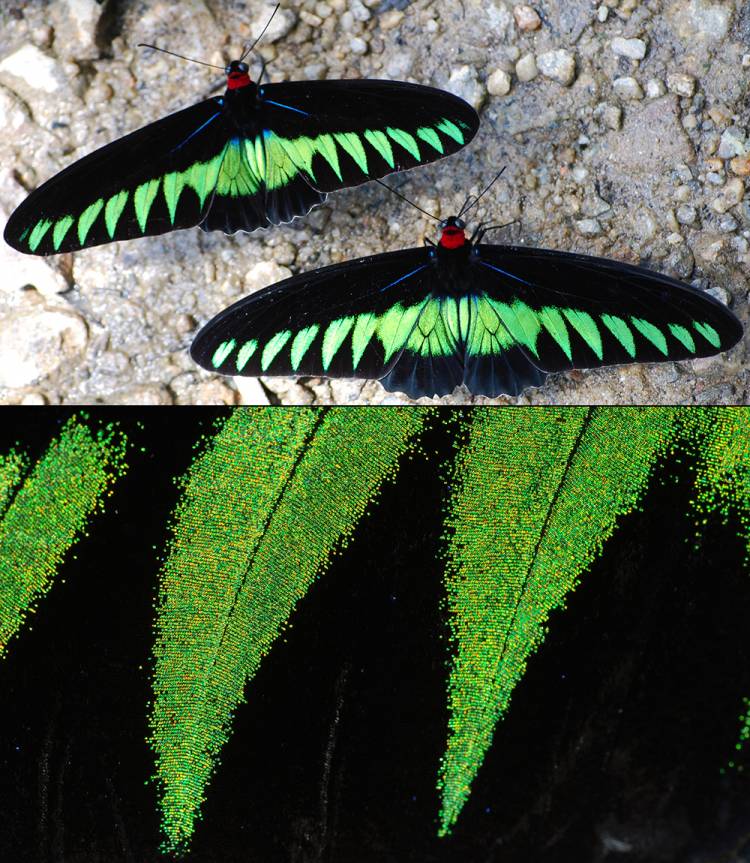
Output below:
[457,194,477,218]
[136,44,225,69]
[460,167,507,218]
[375,179,440,222]
[240,3,281,62]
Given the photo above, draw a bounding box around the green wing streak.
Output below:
[21,114,469,250]
[150,408,428,853]
[439,407,678,835]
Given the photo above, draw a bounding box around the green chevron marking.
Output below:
[444,297,473,345]
[163,172,187,224]
[236,340,258,372]
[290,325,319,370]
[416,126,444,154]
[28,219,52,252]
[563,309,603,360]
[472,298,514,354]
[351,313,379,368]
[77,199,104,246]
[631,317,668,356]
[538,306,572,360]
[104,190,130,238]
[436,118,464,144]
[134,178,161,232]
[212,339,236,368]
[322,317,355,371]
[363,130,395,168]
[272,134,317,181]
[486,299,541,357]
[667,323,696,353]
[378,301,427,362]
[601,314,636,358]
[261,331,292,371]
[693,320,721,349]
[185,154,224,208]
[216,139,260,197]
[52,215,74,251]
[409,299,458,357]
[333,132,368,174]
[314,133,342,181]
[386,127,421,161]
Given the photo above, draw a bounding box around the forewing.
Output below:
[190,247,439,384]
[4,98,232,255]
[467,245,743,375]
[258,79,479,192]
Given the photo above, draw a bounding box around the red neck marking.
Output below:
[439,226,466,249]
[227,71,252,90]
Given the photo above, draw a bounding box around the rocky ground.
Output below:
[0,0,747,405]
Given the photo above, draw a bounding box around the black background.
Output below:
[1,408,749,863]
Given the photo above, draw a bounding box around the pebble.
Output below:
[251,5,296,42]
[593,101,622,130]
[711,177,744,213]
[645,78,666,98]
[110,386,173,405]
[718,214,737,232]
[0,307,87,388]
[685,0,732,40]
[536,49,576,86]
[19,391,48,406]
[447,65,486,111]
[667,73,696,97]
[487,68,512,97]
[730,154,750,175]
[611,37,647,60]
[717,127,747,159]
[350,37,368,55]
[0,44,62,92]
[513,4,541,31]
[705,285,730,305]
[515,53,538,82]
[379,9,404,29]
[244,260,293,292]
[193,380,238,405]
[234,377,271,405]
[676,204,697,224]
[597,5,609,22]
[575,218,601,236]
[385,49,414,78]
[57,0,105,55]
[613,76,644,99]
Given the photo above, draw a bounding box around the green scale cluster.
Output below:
[438,407,680,835]
[0,418,127,656]
[150,407,428,854]
[680,409,750,771]
[22,116,466,252]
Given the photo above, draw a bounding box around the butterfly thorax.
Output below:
[225,60,253,91]
[430,217,472,294]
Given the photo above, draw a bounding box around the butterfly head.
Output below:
[225,60,252,90]
[438,216,467,250]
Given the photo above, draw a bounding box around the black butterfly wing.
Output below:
[255,79,479,193]
[3,97,250,255]
[190,246,471,397]
[460,244,744,395]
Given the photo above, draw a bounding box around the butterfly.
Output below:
[3,60,478,256]
[189,210,744,399]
